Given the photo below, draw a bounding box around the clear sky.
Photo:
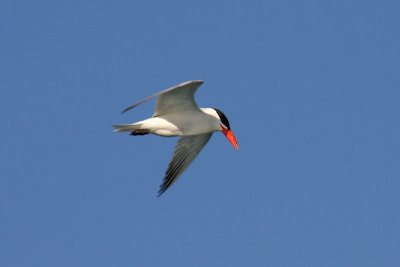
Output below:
[1,0,399,266]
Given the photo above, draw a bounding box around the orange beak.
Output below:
[221,126,239,150]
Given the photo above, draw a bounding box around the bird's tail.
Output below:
[112,123,142,132]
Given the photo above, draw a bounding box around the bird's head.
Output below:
[212,108,239,150]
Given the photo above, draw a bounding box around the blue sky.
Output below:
[1,0,399,266]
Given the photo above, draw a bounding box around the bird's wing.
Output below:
[158,133,212,196]
[121,80,204,115]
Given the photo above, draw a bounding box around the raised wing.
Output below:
[122,80,204,115]
[158,133,212,196]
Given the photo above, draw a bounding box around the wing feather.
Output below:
[158,133,212,196]
[121,80,203,115]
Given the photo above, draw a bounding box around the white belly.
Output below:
[138,117,181,136]
[138,110,220,137]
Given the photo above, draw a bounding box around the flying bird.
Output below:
[113,80,238,196]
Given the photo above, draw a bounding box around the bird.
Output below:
[113,80,238,196]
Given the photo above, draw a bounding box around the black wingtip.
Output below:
[157,187,167,197]
[158,178,175,197]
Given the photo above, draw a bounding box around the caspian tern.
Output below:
[113,80,238,196]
